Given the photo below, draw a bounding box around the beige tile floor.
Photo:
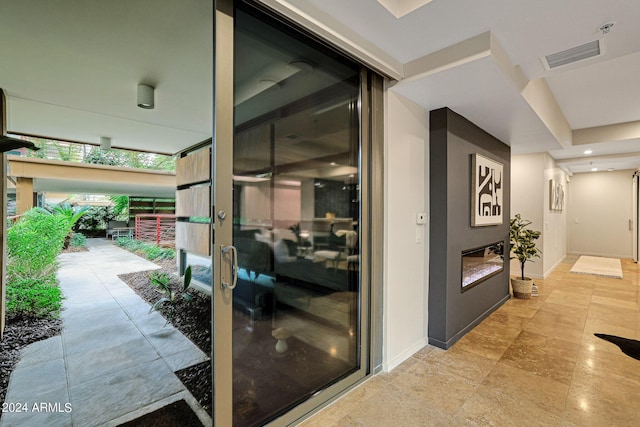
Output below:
[300,256,640,426]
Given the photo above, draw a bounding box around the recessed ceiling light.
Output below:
[584,150,593,154]
[330,162,337,166]
[598,22,615,35]
[591,167,598,172]
[608,168,615,172]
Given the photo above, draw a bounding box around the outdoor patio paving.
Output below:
[0,239,211,427]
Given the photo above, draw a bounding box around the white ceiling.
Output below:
[1,0,640,176]
[0,0,213,155]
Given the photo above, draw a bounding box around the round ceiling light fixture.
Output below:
[137,84,155,109]
[287,59,314,73]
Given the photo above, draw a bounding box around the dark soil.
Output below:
[118,260,212,416]
[0,316,63,417]
[118,399,204,427]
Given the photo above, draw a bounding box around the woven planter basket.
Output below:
[511,277,533,299]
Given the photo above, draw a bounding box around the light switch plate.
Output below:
[416,212,427,225]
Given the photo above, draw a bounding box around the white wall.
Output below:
[511,154,545,278]
[542,155,568,275]
[511,153,568,278]
[567,170,633,258]
[383,90,429,371]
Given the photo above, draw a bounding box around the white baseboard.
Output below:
[543,255,566,278]
[382,337,428,372]
[568,251,633,260]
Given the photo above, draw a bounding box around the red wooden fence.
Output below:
[134,214,176,247]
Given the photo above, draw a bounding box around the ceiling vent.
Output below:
[541,39,605,70]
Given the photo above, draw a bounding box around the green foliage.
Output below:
[116,237,175,260]
[69,232,87,247]
[116,237,145,251]
[6,276,62,319]
[143,246,164,260]
[83,146,175,171]
[47,202,91,227]
[76,206,118,231]
[83,147,122,166]
[6,208,69,318]
[23,136,176,171]
[7,209,70,281]
[509,214,542,280]
[148,266,193,326]
[149,271,171,288]
[110,195,129,217]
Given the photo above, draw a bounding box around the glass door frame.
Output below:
[212,0,235,425]
[212,1,384,424]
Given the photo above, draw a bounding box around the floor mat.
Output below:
[569,255,623,278]
[117,400,204,427]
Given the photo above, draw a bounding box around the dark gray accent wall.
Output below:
[428,107,511,349]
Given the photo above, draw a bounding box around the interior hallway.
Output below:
[301,256,640,426]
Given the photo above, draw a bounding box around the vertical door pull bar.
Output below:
[221,245,238,290]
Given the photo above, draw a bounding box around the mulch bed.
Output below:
[117,399,204,427]
[118,259,212,417]
[0,316,63,416]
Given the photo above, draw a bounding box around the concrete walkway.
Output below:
[1,239,211,427]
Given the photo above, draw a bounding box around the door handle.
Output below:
[221,245,238,290]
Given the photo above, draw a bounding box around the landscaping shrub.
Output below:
[6,276,62,319]
[6,209,69,319]
[7,209,69,280]
[116,237,175,261]
[76,205,121,236]
[69,232,87,247]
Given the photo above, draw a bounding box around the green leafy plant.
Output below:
[6,276,62,319]
[148,266,193,325]
[509,214,542,280]
[76,205,118,234]
[7,209,69,280]
[38,202,90,247]
[116,237,175,260]
[69,232,87,247]
[41,202,91,229]
[6,209,68,319]
[149,271,171,288]
[109,195,130,218]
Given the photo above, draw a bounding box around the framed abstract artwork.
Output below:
[471,153,503,226]
[549,179,564,211]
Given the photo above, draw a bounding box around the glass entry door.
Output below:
[213,2,368,426]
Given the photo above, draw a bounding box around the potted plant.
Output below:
[509,214,542,299]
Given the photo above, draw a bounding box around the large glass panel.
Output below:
[232,8,361,426]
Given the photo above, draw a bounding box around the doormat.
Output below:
[595,334,640,361]
[569,255,623,278]
[117,399,204,427]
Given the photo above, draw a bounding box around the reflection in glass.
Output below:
[232,7,361,426]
